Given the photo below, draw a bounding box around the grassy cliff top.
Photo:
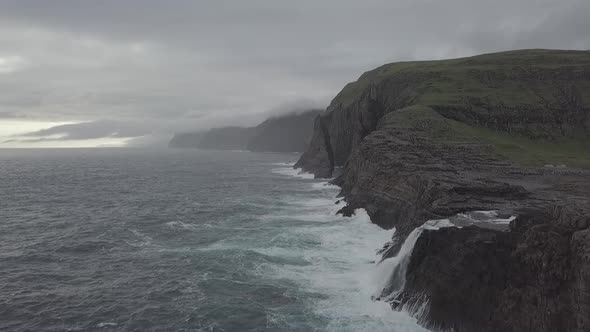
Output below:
[332,49,590,168]
[333,49,590,108]
[384,105,590,169]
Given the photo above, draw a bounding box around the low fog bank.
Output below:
[4,98,327,148]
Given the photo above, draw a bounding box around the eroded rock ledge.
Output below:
[397,207,590,332]
[295,50,590,331]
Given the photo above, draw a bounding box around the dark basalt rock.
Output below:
[294,115,335,178]
[295,49,590,331]
[336,204,355,217]
[392,226,516,332]
[398,208,590,332]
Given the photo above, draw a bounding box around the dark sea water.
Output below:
[0,149,427,332]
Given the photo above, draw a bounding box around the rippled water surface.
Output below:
[0,149,427,332]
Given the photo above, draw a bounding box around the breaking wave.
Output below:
[267,164,429,332]
[271,166,315,179]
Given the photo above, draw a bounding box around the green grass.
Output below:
[452,125,590,168]
[334,49,590,108]
[332,49,590,169]
[385,106,590,169]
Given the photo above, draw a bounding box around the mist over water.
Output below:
[0,149,426,331]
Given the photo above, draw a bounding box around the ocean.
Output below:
[0,149,427,332]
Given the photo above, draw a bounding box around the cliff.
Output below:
[196,126,255,150]
[399,207,590,332]
[247,110,321,152]
[296,49,590,331]
[169,110,321,152]
[168,131,205,148]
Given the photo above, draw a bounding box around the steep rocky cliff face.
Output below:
[397,206,590,332]
[296,49,590,331]
[296,49,590,177]
[247,110,322,152]
[196,126,255,150]
[169,110,321,152]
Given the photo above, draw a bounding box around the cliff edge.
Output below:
[296,49,590,331]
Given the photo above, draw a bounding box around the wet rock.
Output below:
[336,204,355,217]
[398,209,590,332]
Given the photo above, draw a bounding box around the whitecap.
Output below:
[455,210,516,225]
[311,181,340,190]
[270,162,296,167]
[271,166,315,179]
[165,220,198,230]
[97,322,118,328]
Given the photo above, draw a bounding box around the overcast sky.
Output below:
[0,0,589,147]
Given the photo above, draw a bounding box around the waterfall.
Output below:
[373,219,456,301]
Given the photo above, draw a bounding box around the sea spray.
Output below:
[271,165,315,179]
[265,164,430,332]
[269,164,518,331]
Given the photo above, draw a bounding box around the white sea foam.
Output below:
[271,162,296,167]
[456,210,516,225]
[97,322,118,328]
[311,181,340,190]
[126,229,156,248]
[272,210,429,331]
[252,169,430,331]
[165,220,198,230]
[260,164,519,331]
[271,165,315,179]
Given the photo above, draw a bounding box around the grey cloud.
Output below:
[18,120,148,140]
[125,134,174,148]
[0,0,588,146]
[258,98,326,118]
[0,111,26,118]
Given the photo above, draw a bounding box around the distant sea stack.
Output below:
[296,49,590,331]
[169,109,322,152]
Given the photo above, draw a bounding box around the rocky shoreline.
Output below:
[295,50,590,331]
